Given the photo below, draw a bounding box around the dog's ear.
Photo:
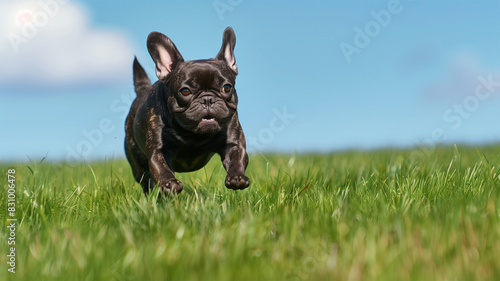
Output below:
[216,27,238,75]
[147,32,184,80]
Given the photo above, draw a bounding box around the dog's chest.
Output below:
[171,149,215,172]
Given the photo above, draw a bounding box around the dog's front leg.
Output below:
[221,118,250,191]
[222,143,249,190]
[148,151,184,194]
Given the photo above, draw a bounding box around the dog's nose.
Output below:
[201,95,214,108]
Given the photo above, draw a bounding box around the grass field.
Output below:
[1,145,500,280]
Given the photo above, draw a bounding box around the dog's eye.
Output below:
[180,88,191,96]
[222,84,232,93]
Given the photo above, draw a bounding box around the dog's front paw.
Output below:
[160,179,184,194]
[225,173,249,190]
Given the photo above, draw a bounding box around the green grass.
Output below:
[1,145,500,281]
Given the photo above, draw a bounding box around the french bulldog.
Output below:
[124,27,249,195]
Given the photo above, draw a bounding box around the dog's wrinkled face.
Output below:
[147,28,239,134]
[167,60,238,134]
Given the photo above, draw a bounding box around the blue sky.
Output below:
[1,0,500,162]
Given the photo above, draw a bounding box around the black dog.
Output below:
[125,27,249,195]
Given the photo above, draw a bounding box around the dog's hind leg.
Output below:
[124,140,153,195]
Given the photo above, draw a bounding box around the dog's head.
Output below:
[147,27,239,134]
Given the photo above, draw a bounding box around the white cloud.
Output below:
[0,0,134,90]
[422,52,500,104]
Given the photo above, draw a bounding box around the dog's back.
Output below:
[124,58,152,191]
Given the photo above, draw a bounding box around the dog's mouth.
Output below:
[198,115,219,127]
[196,115,220,134]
